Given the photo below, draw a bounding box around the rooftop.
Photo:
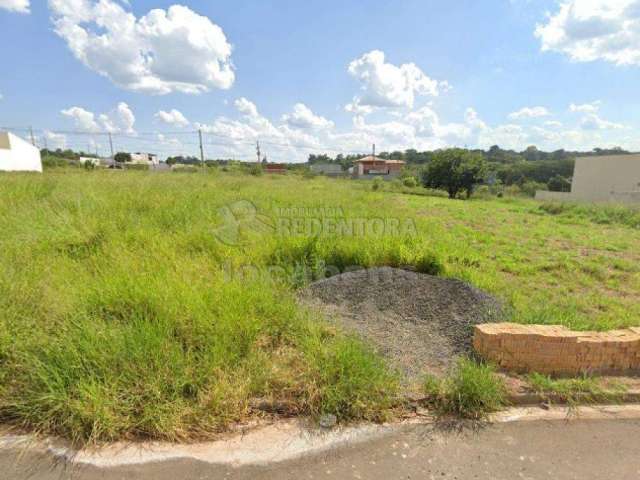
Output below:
[354,156,405,164]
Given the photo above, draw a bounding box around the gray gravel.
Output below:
[301,267,502,381]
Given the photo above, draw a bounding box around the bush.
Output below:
[548,175,572,192]
[371,178,384,191]
[423,358,507,419]
[249,164,263,176]
[402,176,418,188]
[521,181,547,197]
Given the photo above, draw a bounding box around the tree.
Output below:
[421,149,488,199]
[548,175,572,192]
[114,152,131,164]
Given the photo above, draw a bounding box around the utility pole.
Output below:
[256,141,261,164]
[198,129,205,168]
[29,126,35,146]
[372,143,376,158]
[108,132,114,159]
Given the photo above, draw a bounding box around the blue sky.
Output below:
[0,0,639,161]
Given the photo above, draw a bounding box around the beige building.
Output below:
[536,154,640,203]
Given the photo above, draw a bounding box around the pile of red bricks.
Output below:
[473,323,640,375]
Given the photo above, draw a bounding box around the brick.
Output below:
[473,323,640,375]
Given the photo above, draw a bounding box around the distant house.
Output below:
[352,156,405,180]
[0,132,42,173]
[264,163,287,174]
[536,154,640,204]
[310,163,344,177]
[130,152,159,166]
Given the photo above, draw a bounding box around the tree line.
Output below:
[308,145,632,197]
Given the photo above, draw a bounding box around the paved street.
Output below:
[2,419,640,479]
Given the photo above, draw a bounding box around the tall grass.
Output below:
[0,170,639,441]
[539,201,640,229]
[423,358,507,419]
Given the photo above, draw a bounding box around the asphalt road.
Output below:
[3,419,640,479]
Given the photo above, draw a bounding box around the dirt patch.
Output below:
[301,267,502,382]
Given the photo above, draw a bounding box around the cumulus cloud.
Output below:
[569,101,601,113]
[535,0,640,66]
[61,106,100,131]
[43,130,67,149]
[282,103,334,130]
[0,0,30,13]
[508,106,551,119]
[234,97,259,117]
[61,102,136,133]
[155,109,190,128]
[580,113,625,130]
[48,0,235,94]
[346,50,449,111]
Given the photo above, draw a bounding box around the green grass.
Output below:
[423,358,507,419]
[539,201,640,230]
[1,169,639,442]
[527,373,627,406]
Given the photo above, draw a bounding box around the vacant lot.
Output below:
[1,170,639,442]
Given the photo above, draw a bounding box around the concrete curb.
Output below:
[3,405,640,469]
[507,389,640,406]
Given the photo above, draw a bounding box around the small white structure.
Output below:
[130,152,159,166]
[79,156,100,167]
[0,132,42,173]
[536,154,640,204]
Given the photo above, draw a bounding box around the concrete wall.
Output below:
[0,132,42,173]
[536,154,640,204]
[310,163,343,175]
[474,323,640,375]
[572,155,640,202]
[535,191,573,202]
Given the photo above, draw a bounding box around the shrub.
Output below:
[249,164,263,176]
[402,176,418,188]
[423,358,507,419]
[371,178,384,191]
[521,181,547,197]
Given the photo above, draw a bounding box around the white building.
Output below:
[536,154,640,204]
[130,152,159,166]
[0,132,42,173]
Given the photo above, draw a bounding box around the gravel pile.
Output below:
[302,267,502,380]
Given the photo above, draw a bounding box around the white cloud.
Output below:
[569,101,601,113]
[61,102,136,133]
[61,106,100,131]
[234,97,259,117]
[346,50,449,111]
[580,113,625,130]
[43,130,67,149]
[282,103,334,130]
[155,109,189,128]
[535,0,640,66]
[193,97,631,161]
[508,106,551,119]
[48,0,235,94]
[0,0,30,13]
